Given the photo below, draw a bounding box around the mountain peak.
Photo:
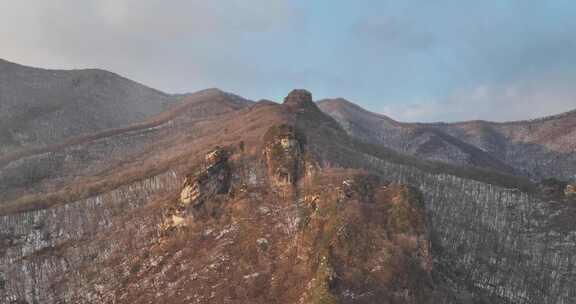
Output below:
[282,89,316,110]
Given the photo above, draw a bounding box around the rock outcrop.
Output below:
[262,124,311,186]
[160,146,232,232]
[179,146,231,208]
[297,173,434,303]
[283,89,318,111]
[1,88,575,304]
[565,183,576,198]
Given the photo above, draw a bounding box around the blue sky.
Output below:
[1,0,575,122]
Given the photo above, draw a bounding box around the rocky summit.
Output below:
[283,89,321,112]
[0,61,575,304]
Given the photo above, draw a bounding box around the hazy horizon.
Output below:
[2,0,575,122]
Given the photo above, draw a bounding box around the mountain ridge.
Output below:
[1,59,575,304]
[318,95,576,126]
[1,89,573,304]
[318,97,576,180]
[0,89,535,217]
[0,57,178,155]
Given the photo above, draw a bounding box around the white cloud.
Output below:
[1,0,575,122]
[0,0,305,94]
[381,79,576,122]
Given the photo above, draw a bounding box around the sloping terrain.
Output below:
[0,58,180,155]
[318,99,516,175]
[0,87,252,207]
[433,111,576,179]
[318,98,576,180]
[1,89,574,303]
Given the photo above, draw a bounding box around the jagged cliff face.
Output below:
[296,177,435,304]
[0,88,575,303]
[262,124,309,186]
[0,126,439,303]
[179,147,232,208]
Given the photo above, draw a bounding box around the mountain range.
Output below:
[319,98,576,180]
[0,60,574,304]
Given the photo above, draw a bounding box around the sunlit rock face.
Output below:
[282,89,317,111]
[159,147,233,232]
[179,146,231,208]
[1,88,575,304]
[565,183,576,197]
[0,146,442,304]
[296,173,436,304]
[262,124,308,186]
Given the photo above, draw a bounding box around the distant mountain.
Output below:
[318,98,517,175]
[0,87,253,201]
[0,58,178,154]
[433,111,576,180]
[318,98,576,180]
[0,60,574,304]
[2,89,574,304]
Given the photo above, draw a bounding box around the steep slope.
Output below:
[0,90,439,303]
[0,90,574,303]
[318,98,576,180]
[318,98,516,175]
[433,111,576,179]
[0,87,252,206]
[0,58,179,155]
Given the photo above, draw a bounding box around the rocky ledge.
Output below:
[262,124,317,187]
[160,146,232,231]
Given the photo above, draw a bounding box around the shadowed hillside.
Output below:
[0,58,179,154]
[1,88,574,304]
[319,98,576,180]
